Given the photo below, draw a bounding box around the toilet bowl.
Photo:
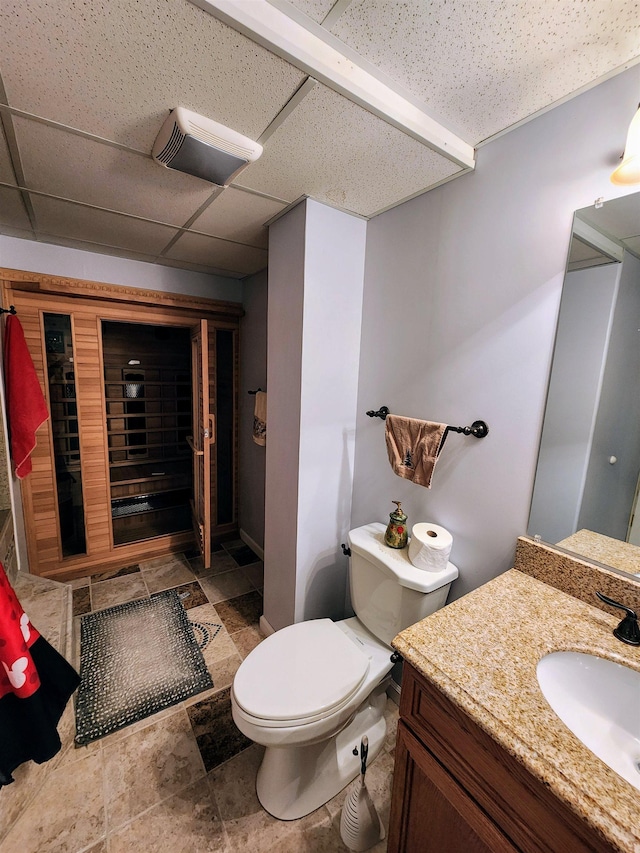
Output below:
[230,522,458,820]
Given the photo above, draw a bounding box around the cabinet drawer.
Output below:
[398,663,616,853]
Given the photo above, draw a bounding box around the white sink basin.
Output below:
[536,652,640,791]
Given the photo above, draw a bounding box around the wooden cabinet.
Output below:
[388,663,618,853]
[1,270,241,580]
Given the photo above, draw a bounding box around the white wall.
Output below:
[352,64,640,601]
[264,200,366,630]
[239,268,268,551]
[529,264,620,543]
[0,235,242,302]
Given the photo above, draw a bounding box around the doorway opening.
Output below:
[102,321,193,546]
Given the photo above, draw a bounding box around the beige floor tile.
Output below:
[207,652,243,690]
[102,707,206,832]
[1,751,105,853]
[231,625,265,658]
[186,602,222,623]
[198,570,254,604]
[0,755,53,841]
[141,560,196,594]
[108,778,228,853]
[90,574,148,612]
[137,554,191,572]
[98,705,179,748]
[208,744,327,852]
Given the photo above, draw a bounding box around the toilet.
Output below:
[231,521,458,820]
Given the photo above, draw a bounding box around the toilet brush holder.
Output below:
[339,736,385,851]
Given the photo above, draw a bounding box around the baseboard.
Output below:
[259,614,275,637]
[239,528,264,561]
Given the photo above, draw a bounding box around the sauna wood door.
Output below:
[190,320,213,569]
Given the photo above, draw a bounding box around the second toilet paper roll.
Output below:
[408,523,453,572]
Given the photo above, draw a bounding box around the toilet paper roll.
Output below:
[408,523,453,572]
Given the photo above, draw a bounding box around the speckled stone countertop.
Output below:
[557,529,640,578]
[392,569,640,853]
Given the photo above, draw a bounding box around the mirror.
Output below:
[529,191,640,578]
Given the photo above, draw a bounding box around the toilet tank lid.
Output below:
[348,522,458,593]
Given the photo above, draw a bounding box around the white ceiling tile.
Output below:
[14,118,215,226]
[330,0,640,143]
[280,0,338,24]
[625,236,640,255]
[0,127,17,184]
[30,196,179,255]
[190,188,287,248]
[165,231,268,276]
[236,83,462,216]
[0,187,32,231]
[1,0,306,151]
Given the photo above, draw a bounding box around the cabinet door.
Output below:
[388,722,516,853]
[190,320,213,569]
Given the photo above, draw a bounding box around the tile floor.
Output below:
[2,542,397,852]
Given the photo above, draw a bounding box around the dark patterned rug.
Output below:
[75,590,213,745]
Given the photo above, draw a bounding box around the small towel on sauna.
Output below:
[384,415,446,488]
[253,391,267,446]
[3,314,49,479]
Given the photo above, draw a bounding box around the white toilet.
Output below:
[231,521,458,820]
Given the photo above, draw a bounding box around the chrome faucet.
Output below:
[596,592,640,646]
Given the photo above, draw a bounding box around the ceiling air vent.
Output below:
[151,107,263,186]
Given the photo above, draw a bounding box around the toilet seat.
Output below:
[232,619,370,727]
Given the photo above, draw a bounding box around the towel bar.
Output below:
[0,306,16,315]
[366,406,489,442]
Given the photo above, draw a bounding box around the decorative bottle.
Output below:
[384,501,408,549]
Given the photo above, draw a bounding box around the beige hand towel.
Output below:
[384,415,446,488]
[253,391,267,446]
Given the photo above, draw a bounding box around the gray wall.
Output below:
[352,64,640,602]
[529,263,620,543]
[239,268,268,551]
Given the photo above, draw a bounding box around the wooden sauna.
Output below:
[1,269,241,580]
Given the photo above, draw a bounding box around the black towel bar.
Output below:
[366,406,489,443]
[0,306,17,315]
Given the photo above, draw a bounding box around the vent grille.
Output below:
[187,118,254,160]
[155,122,185,164]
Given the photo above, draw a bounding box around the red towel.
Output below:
[3,314,49,479]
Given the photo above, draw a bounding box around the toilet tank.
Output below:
[347,522,458,646]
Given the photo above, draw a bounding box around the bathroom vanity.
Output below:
[388,568,640,853]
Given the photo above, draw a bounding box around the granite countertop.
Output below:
[392,569,640,853]
[557,529,640,578]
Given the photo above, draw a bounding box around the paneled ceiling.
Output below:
[1,0,638,279]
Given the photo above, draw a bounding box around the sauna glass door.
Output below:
[102,321,193,546]
[43,313,87,556]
